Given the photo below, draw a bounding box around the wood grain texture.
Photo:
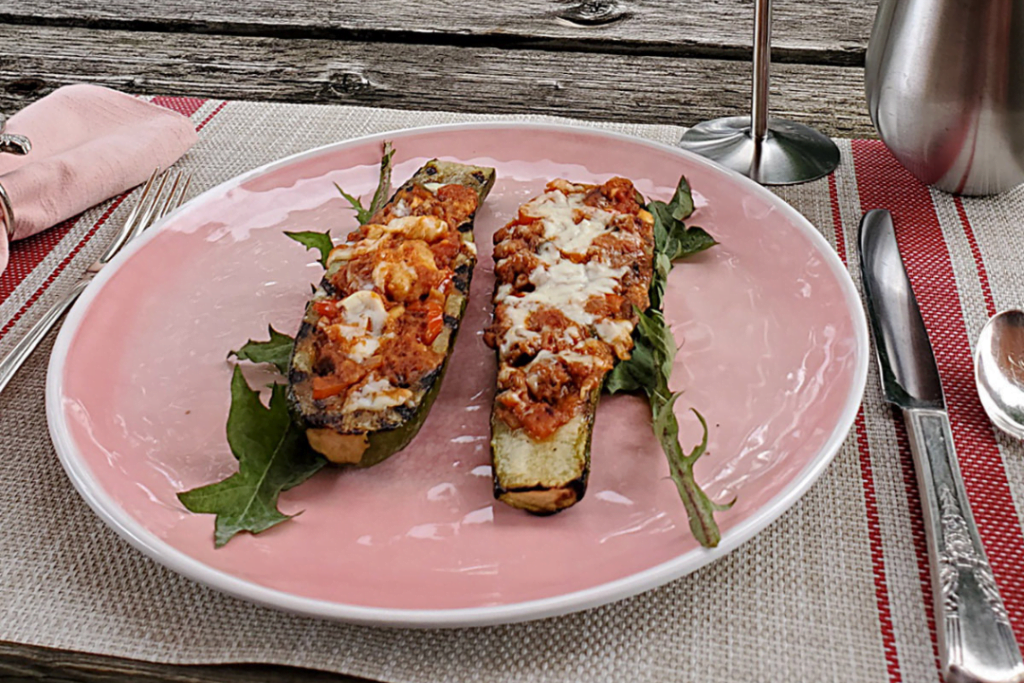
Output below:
[0,642,370,683]
[0,24,874,137]
[0,0,875,64]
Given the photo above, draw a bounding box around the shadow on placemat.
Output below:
[0,641,373,683]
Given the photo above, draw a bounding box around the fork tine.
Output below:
[176,174,192,209]
[155,172,183,221]
[128,171,171,241]
[97,168,161,264]
[151,172,193,225]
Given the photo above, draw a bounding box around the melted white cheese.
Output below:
[320,291,389,363]
[346,336,380,363]
[340,290,388,333]
[391,198,411,218]
[343,378,413,413]
[494,185,643,366]
[522,190,615,254]
[385,215,448,242]
[594,318,634,347]
[326,236,383,267]
[494,256,626,356]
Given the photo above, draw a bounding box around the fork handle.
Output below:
[0,278,91,395]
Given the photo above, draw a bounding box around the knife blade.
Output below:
[859,209,1024,683]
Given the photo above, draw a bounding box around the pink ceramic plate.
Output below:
[47,123,868,627]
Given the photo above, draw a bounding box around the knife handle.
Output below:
[904,408,1024,683]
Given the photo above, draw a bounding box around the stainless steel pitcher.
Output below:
[865,0,1024,195]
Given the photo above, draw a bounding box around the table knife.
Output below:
[860,209,1024,683]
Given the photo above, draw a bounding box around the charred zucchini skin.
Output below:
[491,384,600,514]
[287,160,494,466]
[292,287,470,468]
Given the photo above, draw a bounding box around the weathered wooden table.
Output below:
[0,0,876,679]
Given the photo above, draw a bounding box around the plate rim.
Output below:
[46,120,869,628]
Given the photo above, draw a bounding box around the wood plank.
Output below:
[0,0,874,64]
[0,641,370,683]
[0,24,875,138]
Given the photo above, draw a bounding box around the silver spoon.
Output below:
[975,309,1024,439]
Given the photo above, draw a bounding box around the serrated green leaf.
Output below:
[649,201,673,253]
[653,401,732,548]
[333,140,395,226]
[284,230,334,268]
[607,308,669,397]
[334,183,372,225]
[367,140,395,219]
[605,339,653,394]
[177,367,326,547]
[229,326,295,375]
[603,174,728,548]
[667,175,695,222]
[650,252,672,310]
[635,308,676,384]
[665,224,717,261]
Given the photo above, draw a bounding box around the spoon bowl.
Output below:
[975,309,1024,440]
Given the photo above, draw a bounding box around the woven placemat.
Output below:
[2,97,1022,683]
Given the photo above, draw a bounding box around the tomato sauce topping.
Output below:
[307,183,478,407]
[486,177,654,440]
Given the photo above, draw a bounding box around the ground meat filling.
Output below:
[485,177,655,440]
[306,183,477,408]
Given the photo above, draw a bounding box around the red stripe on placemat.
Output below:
[149,96,207,119]
[828,174,847,257]
[829,172,903,683]
[851,139,1024,638]
[0,195,129,342]
[858,414,904,681]
[0,217,79,305]
[954,197,997,319]
[196,101,227,131]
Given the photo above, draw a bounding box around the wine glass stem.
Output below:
[752,0,772,142]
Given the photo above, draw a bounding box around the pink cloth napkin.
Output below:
[0,84,198,276]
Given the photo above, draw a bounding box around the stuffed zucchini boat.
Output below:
[485,178,655,513]
[289,160,496,466]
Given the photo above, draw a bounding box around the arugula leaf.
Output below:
[604,339,652,394]
[646,179,716,309]
[177,367,326,547]
[367,140,395,219]
[665,223,716,261]
[183,141,399,548]
[284,141,395,268]
[667,175,695,222]
[606,175,731,548]
[334,183,372,225]
[654,397,734,547]
[334,140,395,225]
[284,230,333,268]
[636,307,677,382]
[229,326,295,375]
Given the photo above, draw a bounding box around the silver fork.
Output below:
[0,169,192,395]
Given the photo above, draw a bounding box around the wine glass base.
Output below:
[678,116,840,185]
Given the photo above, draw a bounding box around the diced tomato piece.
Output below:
[312,300,339,318]
[312,376,348,400]
[422,301,445,345]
